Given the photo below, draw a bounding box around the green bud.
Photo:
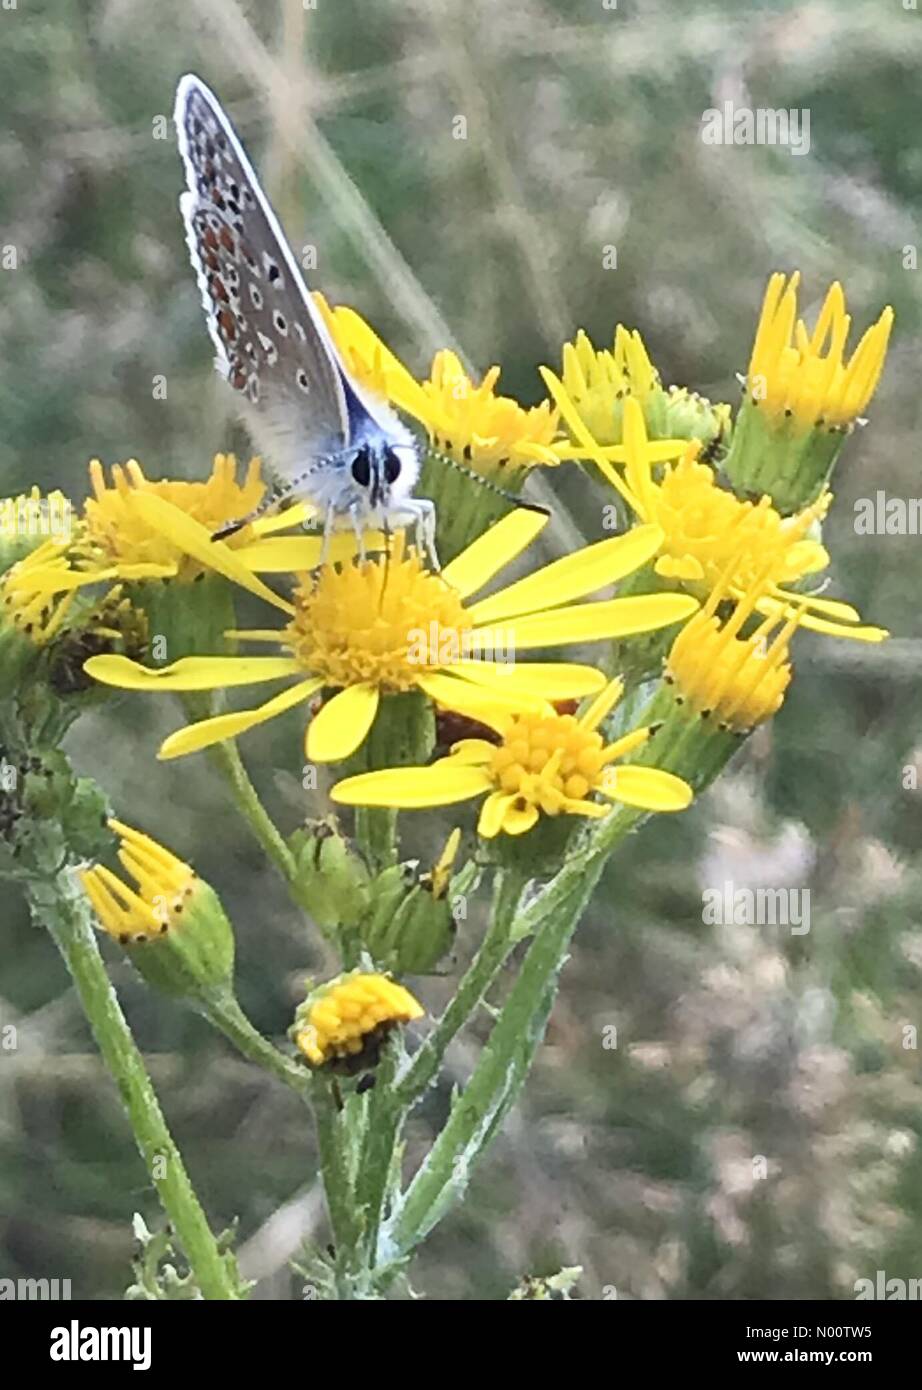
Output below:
[80,821,235,1007]
[417,447,523,566]
[126,572,236,665]
[721,394,846,515]
[119,880,236,1004]
[289,817,371,932]
[0,746,111,880]
[359,830,464,973]
[657,387,732,455]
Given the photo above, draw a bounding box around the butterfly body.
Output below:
[173,74,436,563]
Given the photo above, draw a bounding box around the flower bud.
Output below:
[80,820,235,1005]
[360,831,461,974]
[291,970,423,1072]
[288,817,370,932]
[722,273,893,514]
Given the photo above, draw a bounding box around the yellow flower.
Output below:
[543,389,887,645]
[1,541,78,645]
[550,326,730,457]
[317,295,560,476]
[81,820,235,999]
[665,567,800,733]
[80,818,196,943]
[747,272,893,431]
[292,971,424,1068]
[416,349,560,476]
[557,325,661,446]
[76,455,266,580]
[17,458,333,614]
[84,507,698,764]
[331,676,692,837]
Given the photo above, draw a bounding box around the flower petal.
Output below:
[251,501,316,534]
[467,523,665,624]
[599,765,693,812]
[473,593,698,648]
[578,677,625,731]
[331,763,493,809]
[85,654,302,692]
[600,727,651,762]
[446,738,498,765]
[233,536,324,571]
[416,671,551,731]
[130,493,294,613]
[797,614,888,643]
[158,678,323,759]
[234,530,388,572]
[499,799,540,836]
[443,660,606,700]
[14,562,177,591]
[307,683,380,763]
[440,509,549,600]
[539,366,638,508]
[477,790,517,837]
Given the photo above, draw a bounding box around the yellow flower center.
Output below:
[285,534,471,691]
[489,710,609,816]
[647,448,828,594]
[77,456,265,578]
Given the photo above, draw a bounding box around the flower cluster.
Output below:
[16,266,887,1071]
[4,259,895,1303]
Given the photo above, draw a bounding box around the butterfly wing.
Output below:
[174,74,355,484]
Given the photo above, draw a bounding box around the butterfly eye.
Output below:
[383,448,401,485]
[351,448,372,488]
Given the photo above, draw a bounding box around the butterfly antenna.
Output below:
[426,447,550,518]
[211,483,292,542]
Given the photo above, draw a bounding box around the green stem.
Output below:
[387,813,640,1259]
[34,875,241,1300]
[310,1078,367,1295]
[395,866,526,1108]
[326,868,527,1287]
[205,734,296,883]
[355,806,398,875]
[387,875,588,1256]
[200,992,310,1096]
[350,1037,403,1273]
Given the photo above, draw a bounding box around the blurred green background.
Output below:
[2,0,922,1300]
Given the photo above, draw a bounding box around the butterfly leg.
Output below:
[317,504,338,569]
[412,498,440,572]
[348,502,368,566]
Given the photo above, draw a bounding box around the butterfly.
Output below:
[173,73,437,565]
